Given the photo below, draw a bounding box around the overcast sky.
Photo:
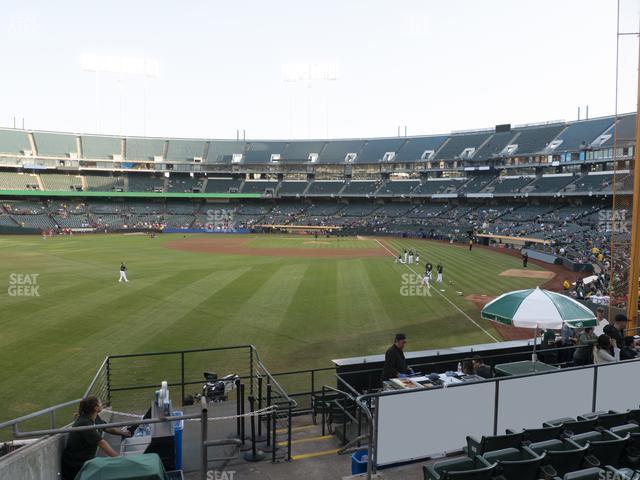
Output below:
[0,0,638,140]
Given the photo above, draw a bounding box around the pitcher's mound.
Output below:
[465,294,495,309]
[499,269,555,280]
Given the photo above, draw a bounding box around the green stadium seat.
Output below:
[571,430,629,466]
[545,417,598,436]
[423,455,496,480]
[507,424,563,443]
[482,446,544,480]
[466,432,524,457]
[528,438,589,477]
[562,467,605,480]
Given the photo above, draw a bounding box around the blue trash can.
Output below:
[351,449,368,475]
[171,411,184,470]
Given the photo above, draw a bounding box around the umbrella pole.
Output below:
[532,326,537,371]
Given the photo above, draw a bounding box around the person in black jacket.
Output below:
[620,336,638,360]
[604,314,627,349]
[382,334,411,380]
[472,355,493,378]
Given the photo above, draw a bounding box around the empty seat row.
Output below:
[425,408,640,480]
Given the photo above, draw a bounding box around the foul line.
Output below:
[374,238,499,343]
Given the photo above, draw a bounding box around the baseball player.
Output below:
[421,271,430,289]
[436,263,443,283]
[118,262,129,283]
[408,250,414,265]
[425,262,433,280]
[403,249,408,264]
[415,252,420,265]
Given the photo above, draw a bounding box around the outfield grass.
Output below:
[0,233,547,424]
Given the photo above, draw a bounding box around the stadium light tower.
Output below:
[282,62,339,138]
[81,53,160,135]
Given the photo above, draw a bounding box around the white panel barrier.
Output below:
[376,381,496,466]
[375,359,640,467]
[595,360,640,412]
[496,368,594,433]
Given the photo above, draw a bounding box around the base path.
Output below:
[163,236,389,258]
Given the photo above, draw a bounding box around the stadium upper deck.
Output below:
[0,113,634,171]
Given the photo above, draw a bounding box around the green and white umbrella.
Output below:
[481,287,597,365]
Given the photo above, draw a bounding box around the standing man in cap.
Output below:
[382,334,412,381]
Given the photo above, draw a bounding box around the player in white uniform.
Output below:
[118,262,129,283]
[421,272,430,289]
[415,252,420,265]
[403,249,408,264]
[436,263,443,283]
[425,262,433,280]
[408,250,414,264]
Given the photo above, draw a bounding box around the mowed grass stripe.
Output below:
[0,269,240,418]
[211,263,310,354]
[134,267,257,353]
[0,273,179,349]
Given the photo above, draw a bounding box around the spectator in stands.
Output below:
[604,314,628,349]
[61,396,130,479]
[593,334,619,364]
[620,336,638,361]
[593,307,608,336]
[573,327,596,366]
[462,359,475,375]
[563,279,571,291]
[471,355,492,378]
[382,334,412,381]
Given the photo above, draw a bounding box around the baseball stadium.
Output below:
[1,2,640,480]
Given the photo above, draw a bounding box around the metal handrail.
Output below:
[0,398,82,431]
[83,356,109,398]
[10,412,202,439]
[250,346,297,409]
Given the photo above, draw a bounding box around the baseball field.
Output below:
[0,233,553,425]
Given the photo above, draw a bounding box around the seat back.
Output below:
[523,425,563,443]
[563,467,605,480]
[563,418,598,436]
[588,436,628,466]
[443,463,496,480]
[545,445,588,476]
[483,448,521,463]
[611,423,640,437]
[497,450,544,480]
[597,412,630,429]
[627,409,640,424]
[571,431,605,446]
[479,432,524,455]
[528,439,564,455]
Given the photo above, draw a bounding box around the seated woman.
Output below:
[593,334,620,364]
[61,396,130,480]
